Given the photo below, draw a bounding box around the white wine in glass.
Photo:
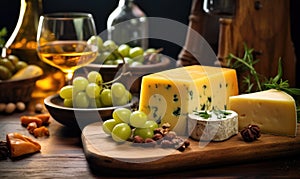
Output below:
[37,12,99,84]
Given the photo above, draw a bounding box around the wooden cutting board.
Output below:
[82,122,300,175]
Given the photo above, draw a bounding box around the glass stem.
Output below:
[65,72,73,85]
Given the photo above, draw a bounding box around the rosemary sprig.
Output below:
[264,58,300,96]
[227,44,263,92]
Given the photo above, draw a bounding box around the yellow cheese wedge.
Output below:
[228,89,297,137]
[139,65,239,135]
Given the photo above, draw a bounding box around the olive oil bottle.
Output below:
[2,0,65,98]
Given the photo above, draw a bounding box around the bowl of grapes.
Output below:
[81,37,174,96]
[44,70,138,130]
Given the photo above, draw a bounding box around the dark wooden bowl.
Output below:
[44,94,137,130]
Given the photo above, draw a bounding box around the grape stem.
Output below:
[102,52,131,85]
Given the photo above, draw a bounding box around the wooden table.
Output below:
[0,98,300,178]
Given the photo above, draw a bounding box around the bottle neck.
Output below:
[119,0,134,7]
[2,0,43,57]
[5,0,43,48]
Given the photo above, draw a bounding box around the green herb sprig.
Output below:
[227,44,300,122]
[193,109,231,119]
[227,44,263,92]
[193,111,211,119]
[264,58,300,96]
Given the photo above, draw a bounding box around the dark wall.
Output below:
[0,0,193,60]
[290,0,300,87]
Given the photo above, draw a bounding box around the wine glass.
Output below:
[36,12,99,85]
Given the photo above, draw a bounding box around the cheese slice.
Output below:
[139,65,239,135]
[228,89,297,136]
[6,132,41,158]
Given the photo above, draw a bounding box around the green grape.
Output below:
[129,47,144,58]
[112,90,131,106]
[87,35,103,51]
[111,123,132,142]
[102,51,117,61]
[87,71,103,85]
[88,95,102,108]
[100,88,113,106]
[129,47,144,63]
[102,119,119,135]
[112,49,122,59]
[113,59,124,65]
[133,127,154,139]
[145,48,156,54]
[95,96,102,108]
[59,85,73,99]
[111,82,126,98]
[86,83,101,98]
[103,40,118,52]
[124,57,134,65]
[89,97,98,108]
[118,44,130,57]
[75,91,90,108]
[93,54,105,64]
[63,98,73,108]
[126,90,133,101]
[103,60,114,65]
[112,108,131,124]
[73,76,89,91]
[129,111,148,128]
[144,120,159,131]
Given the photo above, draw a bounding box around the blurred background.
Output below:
[0,0,299,87]
[0,0,195,60]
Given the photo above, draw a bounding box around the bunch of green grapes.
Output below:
[102,108,159,143]
[59,71,132,108]
[89,36,161,66]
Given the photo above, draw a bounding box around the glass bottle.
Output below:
[203,0,236,17]
[107,0,148,49]
[1,0,65,98]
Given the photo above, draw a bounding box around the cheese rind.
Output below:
[139,65,239,135]
[228,89,297,137]
[188,110,238,141]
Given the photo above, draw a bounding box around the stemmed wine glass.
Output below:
[36,12,99,85]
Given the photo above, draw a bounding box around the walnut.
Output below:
[240,124,261,142]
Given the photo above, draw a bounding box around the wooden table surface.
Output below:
[0,98,300,178]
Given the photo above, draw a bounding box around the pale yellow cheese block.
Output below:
[139,65,239,135]
[228,89,297,137]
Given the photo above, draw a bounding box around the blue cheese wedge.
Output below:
[139,65,239,135]
[188,110,238,141]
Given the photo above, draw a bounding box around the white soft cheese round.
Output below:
[187,110,238,141]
